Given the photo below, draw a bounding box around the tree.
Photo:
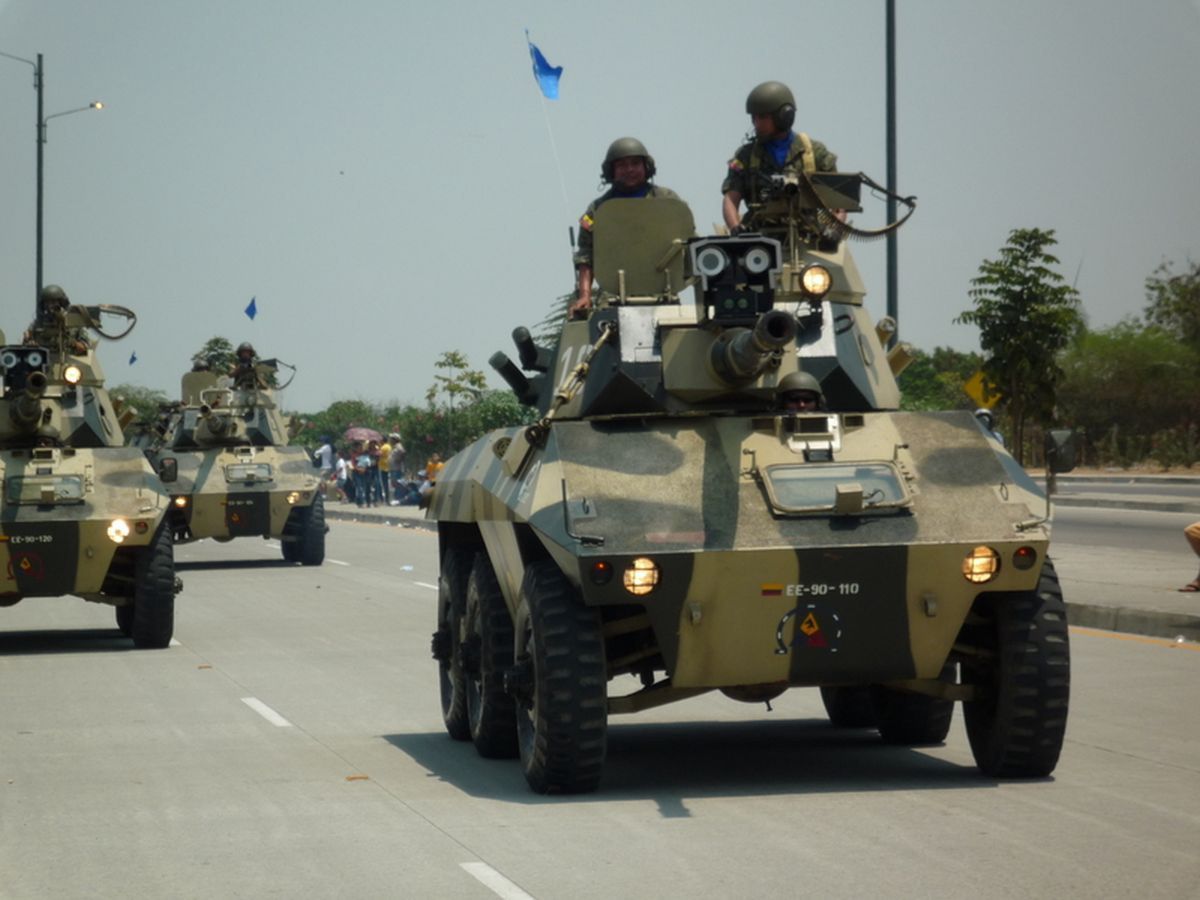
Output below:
[193,336,235,373]
[955,228,1082,463]
[109,383,170,427]
[1144,258,1200,352]
[898,346,983,411]
[426,350,487,454]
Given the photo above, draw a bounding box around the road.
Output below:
[2,522,1199,899]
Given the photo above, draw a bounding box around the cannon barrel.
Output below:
[9,371,48,431]
[709,309,797,384]
[198,404,231,436]
[490,351,539,406]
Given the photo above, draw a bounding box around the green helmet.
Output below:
[601,136,656,182]
[236,342,256,358]
[38,284,70,318]
[778,370,824,406]
[746,81,796,132]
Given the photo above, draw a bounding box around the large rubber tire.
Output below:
[464,555,518,758]
[132,524,175,649]
[962,562,1070,777]
[820,685,877,728]
[872,663,955,745]
[514,561,608,794]
[115,604,134,637]
[297,494,326,566]
[281,537,299,563]
[437,545,474,741]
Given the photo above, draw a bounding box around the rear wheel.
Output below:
[962,562,1070,777]
[872,663,955,745]
[297,495,326,566]
[115,604,134,637]
[512,561,607,794]
[435,545,474,741]
[820,685,877,728]
[464,555,518,758]
[132,524,175,649]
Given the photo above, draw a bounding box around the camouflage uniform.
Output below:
[574,184,681,268]
[721,131,837,205]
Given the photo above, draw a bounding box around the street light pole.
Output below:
[1,49,101,298]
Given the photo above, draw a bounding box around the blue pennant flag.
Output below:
[244,296,257,320]
[128,351,138,365]
[526,31,562,100]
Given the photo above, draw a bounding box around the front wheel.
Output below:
[297,495,326,566]
[512,561,607,794]
[132,524,175,649]
[820,685,877,728]
[962,562,1070,777]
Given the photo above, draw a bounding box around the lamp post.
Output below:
[1,50,102,298]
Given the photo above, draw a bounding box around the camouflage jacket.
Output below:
[721,131,837,203]
[574,184,681,268]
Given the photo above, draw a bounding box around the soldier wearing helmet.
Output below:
[722,81,839,232]
[229,341,269,389]
[571,137,681,319]
[777,370,826,412]
[23,284,92,354]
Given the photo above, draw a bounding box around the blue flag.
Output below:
[245,296,257,320]
[526,31,562,100]
[128,351,137,365]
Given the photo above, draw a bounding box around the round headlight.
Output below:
[962,546,1000,584]
[743,246,773,275]
[695,246,729,278]
[800,264,833,297]
[27,350,44,367]
[172,495,188,508]
[0,350,18,369]
[623,557,660,596]
[63,365,83,385]
[106,518,131,544]
[286,491,301,505]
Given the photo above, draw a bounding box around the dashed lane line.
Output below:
[459,862,535,900]
[414,581,437,591]
[241,697,293,727]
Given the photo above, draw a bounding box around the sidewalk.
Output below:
[326,481,1200,643]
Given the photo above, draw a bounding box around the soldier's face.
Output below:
[752,112,778,139]
[612,156,647,190]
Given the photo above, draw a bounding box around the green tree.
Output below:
[109,383,170,427]
[955,228,1082,463]
[426,350,487,453]
[294,399,382,448]
[193,336,235,372]
[1144,258,1200,352]
[898,346,983,411]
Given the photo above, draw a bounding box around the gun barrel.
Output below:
[490,351,532,401]
[710,309,797,384]
[198,404,230,436]
[9,371,48,430]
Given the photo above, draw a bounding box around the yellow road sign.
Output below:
[963,369,1002,408]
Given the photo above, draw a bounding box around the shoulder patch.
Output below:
[728,159,744,172]
[579,213,594,232]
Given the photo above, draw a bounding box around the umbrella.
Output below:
[343,426,383,444]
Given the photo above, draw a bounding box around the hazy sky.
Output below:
[3,0,1198,412]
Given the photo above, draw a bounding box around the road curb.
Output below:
[326,508,438,532]
[1068,602,1200,643]
[1053,496,1200,515]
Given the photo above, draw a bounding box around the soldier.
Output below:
[571,137,681,318]
[22,284,91,354]
[229,342,269,389]
[722,81,839,232]
[777,370,826,412]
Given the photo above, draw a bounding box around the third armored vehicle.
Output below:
[430,174,1075,793]
[0,294,176,647]
[145,358,325,564]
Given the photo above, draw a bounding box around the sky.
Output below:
[2,0,1198,412]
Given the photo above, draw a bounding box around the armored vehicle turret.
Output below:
[0,296,177,647]
[145,358,325,564]
[430,175,1075,794]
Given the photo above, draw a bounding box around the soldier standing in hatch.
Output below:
[229,342,270,389]
[571,137,681,319]
[721,81,839,232]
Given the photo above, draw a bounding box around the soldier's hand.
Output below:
[569,297,591,320]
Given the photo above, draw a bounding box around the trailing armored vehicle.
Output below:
[0,292,177,647]
[145,357,325,565]
[430,173,1075,793]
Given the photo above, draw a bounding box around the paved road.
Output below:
[2,523,1198,899]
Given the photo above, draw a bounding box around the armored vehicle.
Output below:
[430,174,1075,793]
[145,359,325,564]
[0,296,177,648]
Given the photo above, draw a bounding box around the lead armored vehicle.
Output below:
[430,173,1075,793]
[0,293,177,647]
[145,359,325,564]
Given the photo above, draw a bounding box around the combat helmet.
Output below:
[746,81,796,133]
[778,370,824,408]
[38,284,71,319]
[601,136,656,182]
[236,342,256,360]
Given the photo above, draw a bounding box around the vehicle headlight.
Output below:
[107,518,131,543]
[64,365,83,385]
[172,495,189,508]
[286,491,302,505]
[695,246,729,278]
[962,546,1000,584]
[800,264,832,298]
[623,557,660,596]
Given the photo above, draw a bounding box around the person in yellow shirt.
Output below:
[378,437,392,503]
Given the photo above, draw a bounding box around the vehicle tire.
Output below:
[513,560,607,794]
[820,685,877,728]
[298,494,326,566]
[436,545,474,741]
[464,555,518,758]
[115,604,134,637]
[281,538,299,563]
[132,523,175,649]
[962,562,1070,777]
[872,663,955,745]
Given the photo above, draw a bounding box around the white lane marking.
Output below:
[241,697,293,727]
[414,581,438,591]
[169,639,181,647]
[459,862,534,900]
[326,558,350,567]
